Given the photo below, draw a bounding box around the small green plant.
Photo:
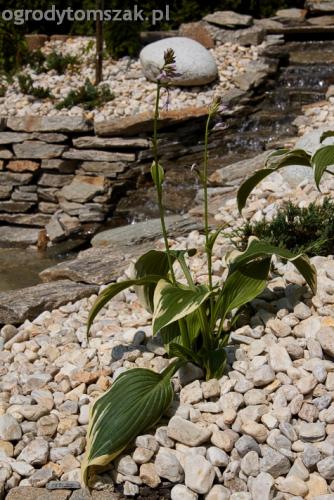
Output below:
[237,132,334,213]
[81,49,317,486]
[25,50,79,75]
[0,84,6,97]
[56,78,114,110]
[236,197,334,256]
[17,73,52,99]
[26,49,47,74]
[45,52,79,74]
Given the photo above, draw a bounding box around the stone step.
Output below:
[0,280,98,324]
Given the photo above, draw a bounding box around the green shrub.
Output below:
[17,73,52,98]
[45,52,79,74]
[236,198,334,257]
[25,49,46,74]
[25,50,79,74]
[56,78,114,110]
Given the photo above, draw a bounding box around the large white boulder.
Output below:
[139,37,218,86]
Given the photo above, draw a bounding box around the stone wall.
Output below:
[0,108,208,247]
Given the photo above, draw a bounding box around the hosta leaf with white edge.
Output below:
[133,250,174,313]
[228,238,317,295]
[311,145,334,190]
[237,149,311,212]
[320,130,334,143]
[82,361,181,486]
[152,279,212,335]
[215,257,271,325]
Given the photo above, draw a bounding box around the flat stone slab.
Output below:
[7,116,92,133]
[62,149,135,162]
[275,8,307,22]
[77,161,127,178]
[40,247,130,285]
[308,15,334,25]
[95,107,208,137]
[0,132,67,145]
[58,175,107,203]
[41,159,78,173]
[209,151,272,185]
[266,24,334,35]
[0,147,13,159]
[306,0,334,13]
[0,213,51,226]
[0,200,35,213]
[13,141,66,159]
[204,10,253,28]
[7,160,40,172]
[0,132,31,144]
[72,136,150,149]
[0,226,40,247]
[40,215,201,285]
[91,215,201,248]
[0,172,33,186]
[0,280,98,324]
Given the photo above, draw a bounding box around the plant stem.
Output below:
[203,112,213,292]
[153,82,176,284]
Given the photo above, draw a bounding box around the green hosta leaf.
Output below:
[215,257,271,325]
[237,149,311,212]
[82,362,180,485]
[200,347,227,380]
[160,310,201,353]
[133,250,174,313]
[160,322,182,352]
[87,276,162,334]
[320,130,334,143]
[311,145,334,190]
[151,161,165,187]
[169,342,201,364]
[237,169,275,213]
[229,238,317,295]
[153,280,212,335]
[186,310,202,345]
[265,149,311,169]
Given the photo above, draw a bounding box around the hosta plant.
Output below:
[81,50,317,486]
[237,130,334,213]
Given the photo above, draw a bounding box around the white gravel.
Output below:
[0,36,261,120]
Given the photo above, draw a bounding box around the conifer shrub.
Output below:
[55,78,114,110]
[236,197,334,257]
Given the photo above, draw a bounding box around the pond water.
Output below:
[1,40,333,292]
[0,240,87,292]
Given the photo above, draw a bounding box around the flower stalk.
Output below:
[151,50,180,285]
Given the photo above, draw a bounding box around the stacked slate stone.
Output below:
[0,116,151,246]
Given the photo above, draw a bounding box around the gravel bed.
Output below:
[2,174,334,498]
[0,37,261,120]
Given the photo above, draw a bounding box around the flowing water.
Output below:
[1,40,334,291]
